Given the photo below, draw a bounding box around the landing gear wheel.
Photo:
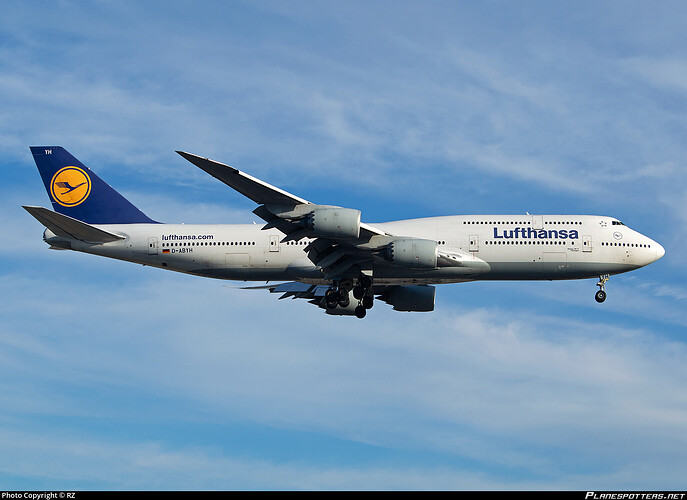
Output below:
[353,285,364,300]
[338,294,350,308]
[362,295,374,310]
[595,274,610,304]
[325,289,338,309]
[355,305,367,319]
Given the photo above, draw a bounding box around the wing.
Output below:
[242,282,436,315]
[176,151,310,206]
[177,151,392,280]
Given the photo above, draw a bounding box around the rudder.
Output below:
[30,146,157,224]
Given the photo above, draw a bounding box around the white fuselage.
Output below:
[47,214,664,285]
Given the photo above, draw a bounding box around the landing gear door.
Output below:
[469,235,479,253]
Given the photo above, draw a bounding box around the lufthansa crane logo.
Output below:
[50,166,92,207]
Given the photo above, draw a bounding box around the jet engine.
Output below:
[305,207,361,239]
[383,238,437,268]
[380,285,435,312]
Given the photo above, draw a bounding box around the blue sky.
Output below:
[1,0,686,490]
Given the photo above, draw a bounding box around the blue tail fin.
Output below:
[30,146,157,224]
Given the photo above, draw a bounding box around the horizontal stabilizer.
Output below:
[23,206,125,243]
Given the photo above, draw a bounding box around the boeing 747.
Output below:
[24,147,665,318]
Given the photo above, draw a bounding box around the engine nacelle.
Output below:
[383,238,437,268]
[380,285,435,312]
[305,207,361,239]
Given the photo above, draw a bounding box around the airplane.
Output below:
[23,146,665,319]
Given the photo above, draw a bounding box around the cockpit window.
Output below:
[612,221,625,226]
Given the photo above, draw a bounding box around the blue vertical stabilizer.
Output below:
[30,146,157,224]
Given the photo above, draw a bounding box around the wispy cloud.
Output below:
[2,267,687,488]
[2,0,686,490]
[623,57,687,94]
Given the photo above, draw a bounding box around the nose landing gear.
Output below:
[595,274,610,303]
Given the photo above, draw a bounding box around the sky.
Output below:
[1,0,686,491]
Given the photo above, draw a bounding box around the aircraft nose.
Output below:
[655,242,665,261]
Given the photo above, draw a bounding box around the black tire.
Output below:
[362,295,374,309]
[595,290,607,303]
[338,295,350,308]
[325,289,338,309]
[355,305,367,318]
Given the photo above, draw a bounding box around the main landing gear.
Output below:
[325,274,374,319]
[354,295,374,319]
[353,274,373,319]
[595,274,610,303]
[325,286,349,309]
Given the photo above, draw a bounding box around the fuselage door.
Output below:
[531,215,543,230]
[582,235,593,253]
[148,237,158,255]
[269,234,280,252]
[469,234,479,253]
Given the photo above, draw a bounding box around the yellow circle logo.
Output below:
[50,166,92,207]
